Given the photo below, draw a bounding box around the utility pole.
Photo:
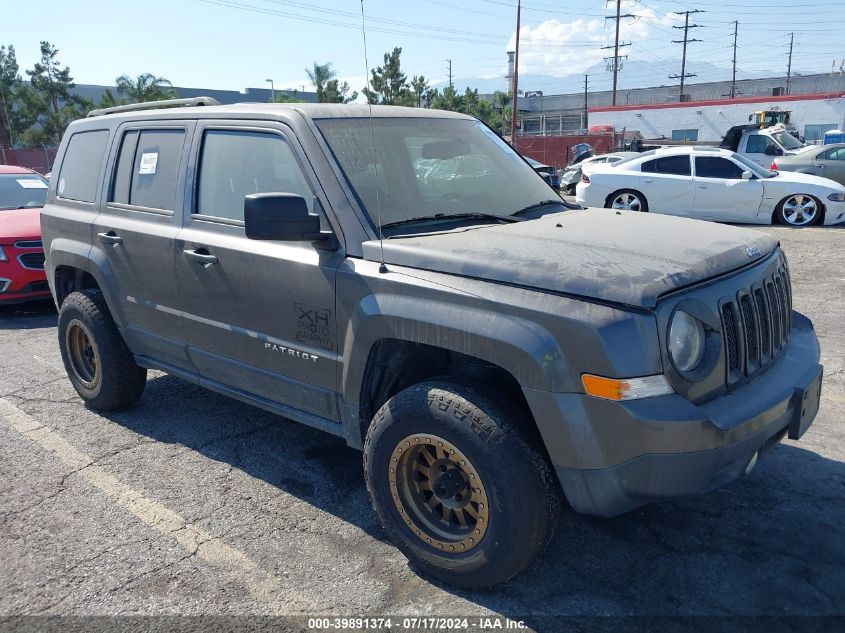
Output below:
[510,0,521,145]
[603,0,634,106]
[446,59,453,90]
[730,21,738,99]
[785,33,794,95]
[583,75,589,132]
[669,9,704,101]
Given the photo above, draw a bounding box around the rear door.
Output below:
[94,122,194,370]
[175,121,343,420]
[692,156,763,221]
[814,147,845,185]
[639,155,694,215]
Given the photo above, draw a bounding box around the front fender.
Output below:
[339,291,575,407]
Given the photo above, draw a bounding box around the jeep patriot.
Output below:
[40,98,823,588]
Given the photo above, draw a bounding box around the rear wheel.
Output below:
[364,381,560,588]
[776,194,821,226]
[606,189,648,212]
[58,290,147,410]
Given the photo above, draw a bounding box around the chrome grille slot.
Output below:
[13,240,43,249]
[766,282,781,350]
[740,294,758,371]
[754,289,771,360]
[17,252,46,270]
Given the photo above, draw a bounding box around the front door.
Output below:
[692,156,763,221]
[814,146,845,184]
[94,123,195,371]
[175,122,342,420]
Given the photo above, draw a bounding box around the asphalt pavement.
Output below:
[1,223,843,629]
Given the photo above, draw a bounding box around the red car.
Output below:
[0,165,50,303]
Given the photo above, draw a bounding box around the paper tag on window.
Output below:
[17,178,48,189]
[139,153,158,175]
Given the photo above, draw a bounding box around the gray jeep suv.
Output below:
[41,99,823,588]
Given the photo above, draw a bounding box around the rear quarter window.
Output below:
[110,128,186,211]
[57,130,110,202]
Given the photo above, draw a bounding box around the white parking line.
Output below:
[0,397,318,615]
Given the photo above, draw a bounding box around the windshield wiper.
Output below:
[381,212,523,230]
[511,199,566,217]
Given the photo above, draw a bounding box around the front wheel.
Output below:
[364,381,560,589]
[606,189,648,212]
[776,194,821,226]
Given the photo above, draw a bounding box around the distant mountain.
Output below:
[435,59,786,96]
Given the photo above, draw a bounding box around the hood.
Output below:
[768,170,845,191]
[786,144,818,156]
[0,208,43,243]
[364,209,777,309]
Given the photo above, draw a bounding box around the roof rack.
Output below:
[87,96,222,118]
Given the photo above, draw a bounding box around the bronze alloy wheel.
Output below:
[65,319,99,389]
[389,433,489,552]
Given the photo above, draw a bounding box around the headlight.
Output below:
[828,192,845,202]
[0,246,7,262]
[668,311,705,372]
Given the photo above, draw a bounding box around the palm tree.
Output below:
[115,73,177,103]
[306,62,336,103]
[492,90,512,135]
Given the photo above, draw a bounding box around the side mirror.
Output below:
[741,171,753,180]
[244,193,328,242]
[764,145,783,156]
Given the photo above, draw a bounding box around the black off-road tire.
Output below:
[364,381,561,589]
[58,290,147,411]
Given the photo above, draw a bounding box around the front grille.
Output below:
[14,240,43,249]
[721,265,792,386]
[18,252,46,270]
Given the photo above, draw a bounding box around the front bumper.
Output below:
[525,311,822,517]
[823,199,845,225]
[0,245,49,303]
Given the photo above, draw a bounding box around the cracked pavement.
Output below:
[0,224,843,622]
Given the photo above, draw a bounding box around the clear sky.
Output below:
[4,0,845,96]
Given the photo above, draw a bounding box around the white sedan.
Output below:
[575,146,845,227]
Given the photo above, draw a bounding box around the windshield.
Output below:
[733,153,776,178]
[315,117,555,231]
[771,131,804,150]
[0,173,49,210]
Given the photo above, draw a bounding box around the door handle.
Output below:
[97,231,123,246]
[183,249,218,266]
[644,178,654,183]
[816,164,824,169]
[698,184,708,189]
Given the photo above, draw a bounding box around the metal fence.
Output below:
[0,145,58,174]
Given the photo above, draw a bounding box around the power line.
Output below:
[669,9,704,100]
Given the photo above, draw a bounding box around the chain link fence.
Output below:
[0,143,58,174]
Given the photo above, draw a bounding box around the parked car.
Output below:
[0,165,50,303]
[771,143,845,187]
[42,99,822,588]
[559,152,640,194]
[576,146,845,227]
[524,156,560,189]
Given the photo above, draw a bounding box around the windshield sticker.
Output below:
[17,179,48,189]
[139,152,158,175]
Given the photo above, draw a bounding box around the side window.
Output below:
[695,157,745,179]
[671,129,699,142]
[642,156,691,176]
[57,130,110,202]
[822,148,845,161]
[745,135,771,154]
[109,128,185,211]
[196,130,313,222]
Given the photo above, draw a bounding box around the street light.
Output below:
[266,79,275,103]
